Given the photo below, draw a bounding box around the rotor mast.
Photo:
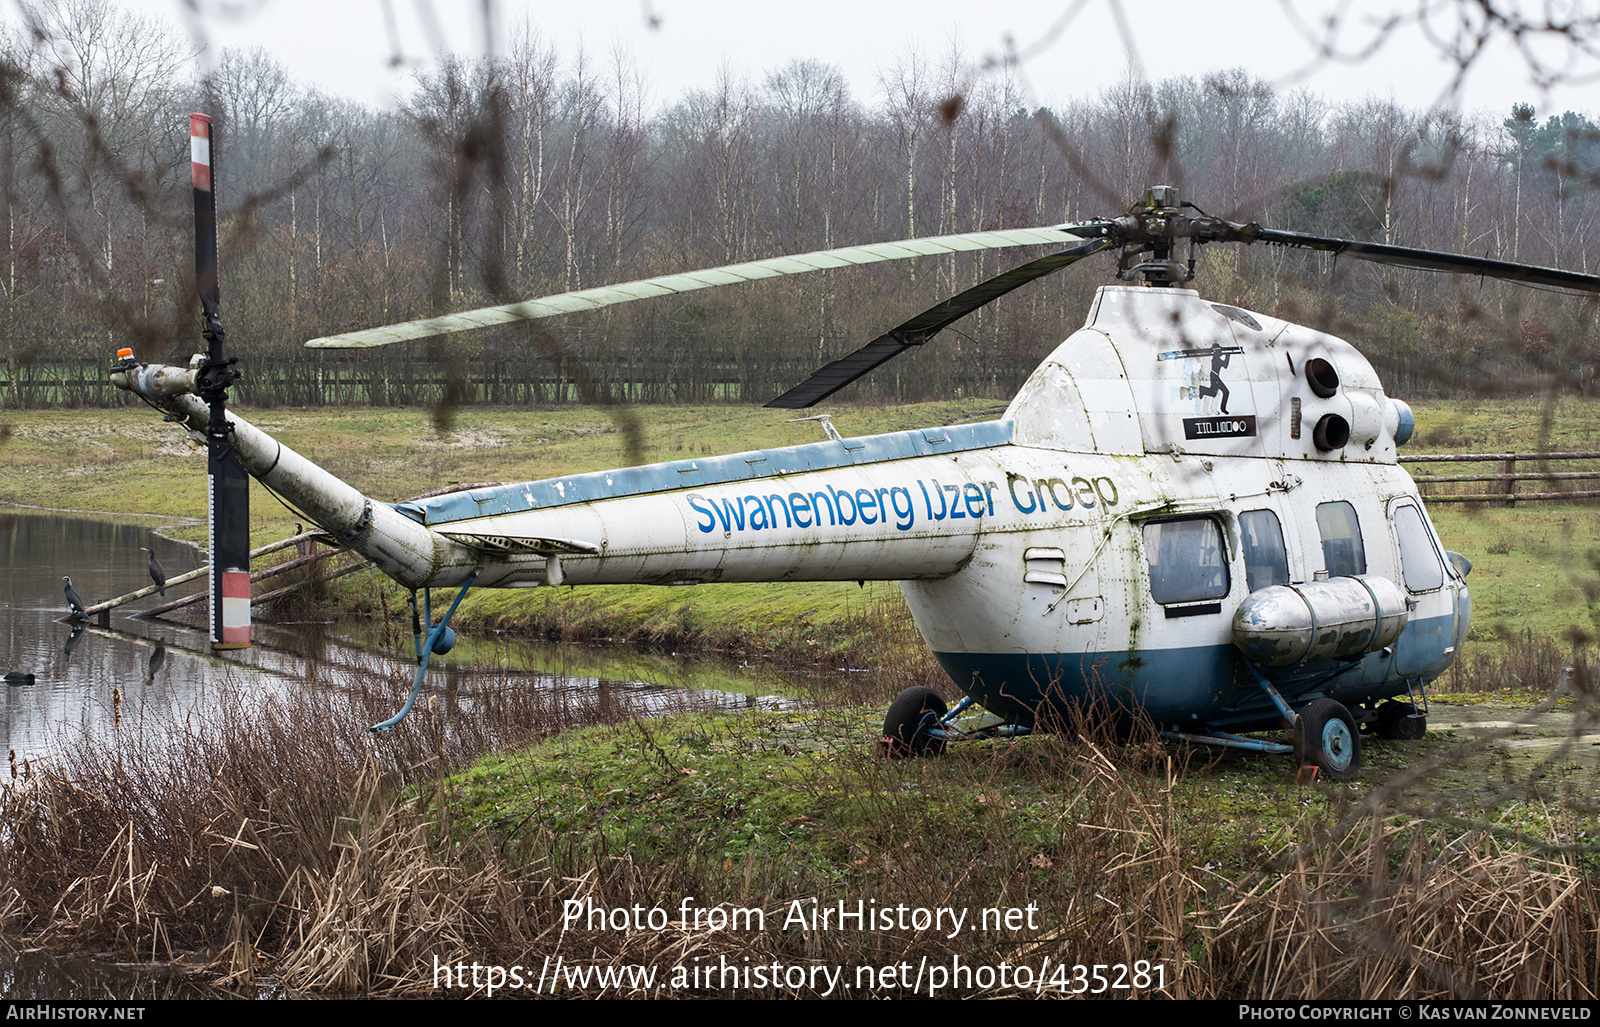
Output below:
[1116,185,1192,287]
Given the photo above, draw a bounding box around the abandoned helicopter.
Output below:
[109,118,1600,780]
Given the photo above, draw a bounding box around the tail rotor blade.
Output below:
[192,113,250,650]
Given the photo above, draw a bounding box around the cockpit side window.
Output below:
[1142,517,1230,605]
[1392,503,1445,592]
[1315,501,1367,578]
[1240,509,1289,592]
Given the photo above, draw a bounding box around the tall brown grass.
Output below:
[1450,627,1595,695]
[0,659,662,983]
[0,646,1594,997]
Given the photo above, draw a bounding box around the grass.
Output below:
[0,647,1594,997]
[1428,504,1600,645]
[446,671,1600,892]
[1406,395,1600,454]
[1403,396,1600,660]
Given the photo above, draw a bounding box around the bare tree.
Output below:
[880,42,931,240]
[26,0,190,292]
[503,23,557,293]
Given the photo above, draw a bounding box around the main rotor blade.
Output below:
[1251,228,1600,293]
[766,237,1113,409]
[304,224,1108,349]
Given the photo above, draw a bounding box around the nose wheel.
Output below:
[1295,698,1361,782]
[1375,701,1426,740]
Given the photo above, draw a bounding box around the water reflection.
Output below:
[0,943,259,1001]
[0,511,793,762]
[1,512,200,757]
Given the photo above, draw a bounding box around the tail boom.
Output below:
[112,360,473,589]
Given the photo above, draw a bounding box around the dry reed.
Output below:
[0,651,1593,998]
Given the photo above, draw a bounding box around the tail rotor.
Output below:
[191,113,250,650]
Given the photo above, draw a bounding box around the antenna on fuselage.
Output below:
[785,414,843,442]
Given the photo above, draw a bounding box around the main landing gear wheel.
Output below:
[1295,698,1361,782]
[882,686,947,758]
[1376,701,1426,741]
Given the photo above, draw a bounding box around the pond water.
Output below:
[0,508,802,998]
[0,510,794,764]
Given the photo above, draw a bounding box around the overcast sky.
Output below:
[97,0,1599,121]
[11,4,1593,389]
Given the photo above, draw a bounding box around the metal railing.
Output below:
[1400,451,1600,504]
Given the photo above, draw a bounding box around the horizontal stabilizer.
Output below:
[440,533,602,556]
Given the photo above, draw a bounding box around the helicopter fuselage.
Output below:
[115,284,1468,740]
[404,417,1464,735]
[381,284,1469,735]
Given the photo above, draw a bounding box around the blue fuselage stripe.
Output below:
[394,420,1016,524]
[936,612,1457,731]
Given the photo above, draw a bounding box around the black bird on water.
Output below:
[141,547,166,596]
[62,576,86,620]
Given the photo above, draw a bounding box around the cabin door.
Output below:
[1386,498,1461,678]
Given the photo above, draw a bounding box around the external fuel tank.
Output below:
[1231,576,1409,668]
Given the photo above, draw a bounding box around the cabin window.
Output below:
[1392,503,1445,592]
[1240,509,1289,592]
[1315,501,1367,578]
[1142,517,1230,605]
